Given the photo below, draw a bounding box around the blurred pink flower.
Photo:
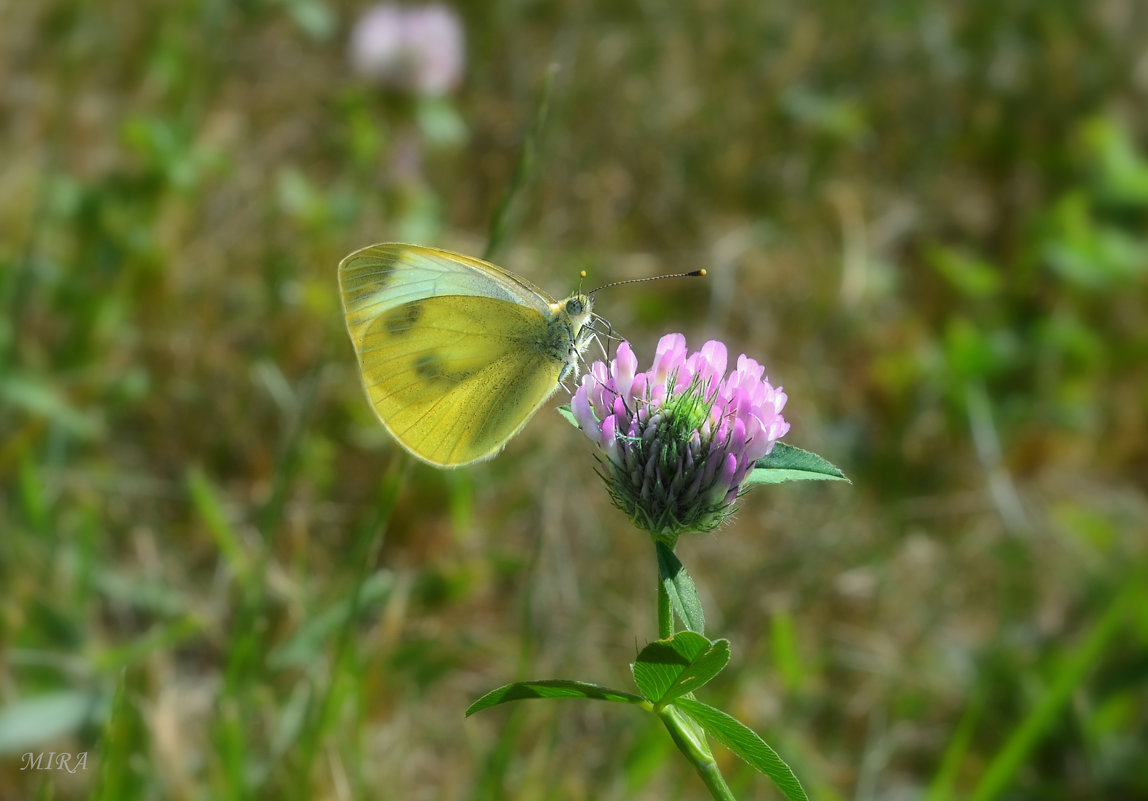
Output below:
[572,334,790,541]
[349,3,464,95]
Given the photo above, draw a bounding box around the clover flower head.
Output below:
[571,334,790,543]
[350,3,465,95]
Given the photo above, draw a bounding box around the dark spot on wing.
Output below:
[374,263,397,285]
[414,353,442,380]
[361,247,405,283]
[377,250,406,281]
[384,301,423,336]
[413,351,477,386]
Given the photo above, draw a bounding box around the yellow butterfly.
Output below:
[338,243,596,467]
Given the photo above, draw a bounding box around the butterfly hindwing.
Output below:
[355,294,565,466]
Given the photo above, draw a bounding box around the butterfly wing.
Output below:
[340,243,555,330]
[339,244,567,466]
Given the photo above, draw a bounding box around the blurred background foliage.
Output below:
[2,0,1146,799]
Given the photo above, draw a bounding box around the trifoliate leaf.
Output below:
[673,697,809,801]
[632,632,730,705]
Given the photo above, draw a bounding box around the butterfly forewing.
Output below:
[340,243,554,329]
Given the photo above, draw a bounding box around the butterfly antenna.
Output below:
[588,268,707,296]
[577,267,704,370]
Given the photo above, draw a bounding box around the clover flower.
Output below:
[571,334,790,543]
[350,3,465,95]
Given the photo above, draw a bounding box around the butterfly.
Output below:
[338,243,596,467]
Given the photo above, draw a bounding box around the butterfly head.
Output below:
[548,293,595,384]
[551,294,592,326]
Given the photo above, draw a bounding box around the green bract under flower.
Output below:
[571,334,790,544]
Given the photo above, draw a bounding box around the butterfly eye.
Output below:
[566,298,584,315]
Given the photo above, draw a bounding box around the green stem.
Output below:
[654,543,731,796]
[483,64,558,261]
[659,706,736,801]
[657,561,673,639]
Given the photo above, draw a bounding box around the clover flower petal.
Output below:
[350,3,465,95]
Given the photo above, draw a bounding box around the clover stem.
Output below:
[659,705,736,801]
[657,555,674,639]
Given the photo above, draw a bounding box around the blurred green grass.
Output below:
[2,1,1147,799]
